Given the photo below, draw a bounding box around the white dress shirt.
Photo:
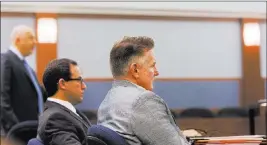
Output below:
[47,98,80,117]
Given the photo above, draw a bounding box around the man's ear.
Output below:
[129,63,139,78]
[58,78,66,90]
[15,37,20,44]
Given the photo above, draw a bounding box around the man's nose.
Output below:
[82,82,87,89]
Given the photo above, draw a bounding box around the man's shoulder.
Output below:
[105,85,141,100]
[104,86,162,104]
[40,107,64,121]
[41,102,71,120]
[98,86,147,114]
[1,51,12,62]
[2,50,14,58]
[37,105,79,144]
[1,50,18,66]
[133,90,164,108]
[38,105,73,132]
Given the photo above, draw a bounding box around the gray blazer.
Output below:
[97,80,190,145]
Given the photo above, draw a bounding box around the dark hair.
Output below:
[42,58,77,97]
[110,36,154,77]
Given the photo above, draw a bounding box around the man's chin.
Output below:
[72,97,83,105]
[79,96,84,102]
[25,52,33,56]
[147,87,153,91]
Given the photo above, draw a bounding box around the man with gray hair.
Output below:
[97,36,190,145]
[1,25,47,135]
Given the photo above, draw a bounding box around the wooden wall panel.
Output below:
[240,18,265,106]
[35,13,57,83]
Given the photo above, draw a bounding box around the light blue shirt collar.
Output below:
[9,45,24,60]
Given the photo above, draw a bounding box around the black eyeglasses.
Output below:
[65,77,84,84]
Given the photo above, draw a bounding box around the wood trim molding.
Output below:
[35,13,57,83]
[1,12,34,17]
[83,77,241,82]
[58,13,238,22]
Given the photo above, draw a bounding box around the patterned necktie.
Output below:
[23,60,44,114]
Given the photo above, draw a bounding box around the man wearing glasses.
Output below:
[37,58,91,145]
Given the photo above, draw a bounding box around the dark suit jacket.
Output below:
[0,50,47,134]
[37,101,91,145]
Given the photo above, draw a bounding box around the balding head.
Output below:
[11,25,36,57]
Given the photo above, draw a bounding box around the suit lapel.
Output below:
[77,110,91,126]
[68,108,90,128]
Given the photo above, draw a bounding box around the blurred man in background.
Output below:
[38,58,90,145]
[97,36,190,145]
[1,25,47,135]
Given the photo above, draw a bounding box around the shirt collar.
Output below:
[9,45,24,60]
[112,79,146,91]
[47,98,78,115]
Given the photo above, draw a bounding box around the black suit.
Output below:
[37,101,91,145]
[0,50,47,134]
